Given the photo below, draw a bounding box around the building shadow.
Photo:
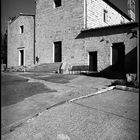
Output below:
[76,23,138,39]
[75,23,138,80]
[125,47,137,73]
[81,47,137,80]
[81,70,126,80]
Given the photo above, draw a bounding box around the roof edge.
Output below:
[8,13,35,24]
[19,13,35,16]
[81,22,139,32]
[103,0,132,21]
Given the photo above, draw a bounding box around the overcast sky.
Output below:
[1,0,139,33]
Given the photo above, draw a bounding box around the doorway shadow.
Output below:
[81,47,137,80]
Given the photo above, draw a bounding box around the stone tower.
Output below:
[128,0,135,21]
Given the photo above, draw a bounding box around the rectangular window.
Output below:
[103,10,108,23]
[20,25,24,34]
[54,0,61,8]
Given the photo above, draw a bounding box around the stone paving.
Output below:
[1,72,112,135]
[2,89,139,140]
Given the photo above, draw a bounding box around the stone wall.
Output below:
[86,0,130,28]
[80,29,137,72]
[35,0,86,65]
[7,15,34,67]
[35,0,137,73]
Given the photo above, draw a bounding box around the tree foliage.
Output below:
[1,31,7,64]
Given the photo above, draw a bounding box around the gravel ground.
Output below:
[2,72,113,134]
[2,89,139,140]
[3,72,138,140]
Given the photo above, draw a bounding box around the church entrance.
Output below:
[54,41,62,62]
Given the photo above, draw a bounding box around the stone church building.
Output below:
[7,0,139,77]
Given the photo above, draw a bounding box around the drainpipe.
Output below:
[137,28,139,83]
[33,15,36,65]
[84,0,87,29]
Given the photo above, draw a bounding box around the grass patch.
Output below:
[20,73,78,84]
[1,74,56,107]
[34,74,78,84]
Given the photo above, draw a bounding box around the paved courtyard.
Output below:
[1,72,139,139]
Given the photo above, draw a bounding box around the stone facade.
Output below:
[35,0,85,65]
[86,0,130,28]
[7,14,35,67]
[7,0,138,75]
[80,23,138,72]
[35,0,136,72]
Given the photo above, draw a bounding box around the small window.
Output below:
[103,10,108,23]
[54,0,61,8]
[20,25,24,34]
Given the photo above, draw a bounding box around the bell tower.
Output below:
[127,0,135,21]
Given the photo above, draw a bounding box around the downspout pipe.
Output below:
[84,0,87,29]
[33,15,36,64]
[137,29,139,83]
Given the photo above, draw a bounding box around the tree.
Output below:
[1,30,7,65]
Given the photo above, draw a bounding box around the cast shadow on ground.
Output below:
[81,47,137,80]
